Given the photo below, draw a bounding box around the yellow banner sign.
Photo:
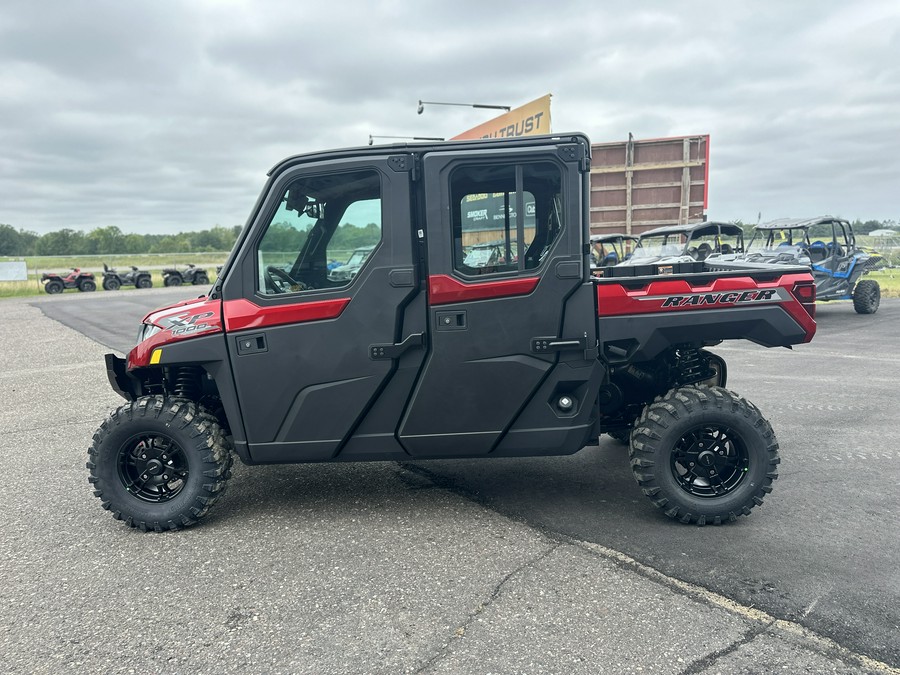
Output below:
[451,94,552,141]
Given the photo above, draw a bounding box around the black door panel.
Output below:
[223,158,424,463]
[399,142,600,458]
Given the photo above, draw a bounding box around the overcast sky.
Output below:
[2,0,899,234]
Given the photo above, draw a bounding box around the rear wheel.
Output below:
[103,277,121,291]
[45,280,64,294]
[630,385,779,525]
[165,274,182,287]
[853,279,880,314]
[79,279,96,292]
[136,275,153,289]
[87,397,233,531]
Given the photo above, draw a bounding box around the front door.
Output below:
[398,139,602,457]
[222,156,425,463]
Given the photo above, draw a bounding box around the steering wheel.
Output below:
[265,265,307,293]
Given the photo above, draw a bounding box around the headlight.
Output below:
[137,323,162,343]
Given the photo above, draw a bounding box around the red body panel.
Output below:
[428,274,539,305]
[129,297,224,369]
[596,273,817,343]
[222,297,350,331]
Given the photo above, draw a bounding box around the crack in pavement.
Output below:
[412,542,563,674]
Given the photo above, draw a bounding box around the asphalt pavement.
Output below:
[0,288,896,673]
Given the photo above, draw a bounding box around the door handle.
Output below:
[532,336,586,353]
[369,333,425,360]
[531,334,598,360]
[236,333,267,355]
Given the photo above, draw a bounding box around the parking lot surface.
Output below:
[0,290,896,673]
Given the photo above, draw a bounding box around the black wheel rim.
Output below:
[117,433,189,503]
[670,424,749,498]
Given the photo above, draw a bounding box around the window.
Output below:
[450,162,563,276]
[256,170,382,295]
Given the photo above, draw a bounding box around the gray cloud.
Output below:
[1,0,898,234]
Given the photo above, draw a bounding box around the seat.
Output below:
[696,243,712,260]
[808,241,827,262]
[720,244,733,254]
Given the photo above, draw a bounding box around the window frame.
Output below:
[448,159,566,281]
[251,167,385,299]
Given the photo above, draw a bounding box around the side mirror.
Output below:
[304,202,324,219]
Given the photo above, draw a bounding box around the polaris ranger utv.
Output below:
[90,133,817,531]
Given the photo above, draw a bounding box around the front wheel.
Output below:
[87,397,233,531]
[629,385,779,525]
[852,279,880,314]
[136,275,153,289]
[193,273,209,285]
[79,279,96,292]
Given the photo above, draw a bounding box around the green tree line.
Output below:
[0,221,382,257]
[0,224,242,257]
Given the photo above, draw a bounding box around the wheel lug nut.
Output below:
[163,474,168,480]
[141,454,147,459]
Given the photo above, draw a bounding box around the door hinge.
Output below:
[388,154,419,181]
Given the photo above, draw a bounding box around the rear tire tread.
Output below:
[629,385,780,525]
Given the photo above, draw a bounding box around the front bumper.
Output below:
[105,353,140,401]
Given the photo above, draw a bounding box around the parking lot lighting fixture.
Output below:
[417,100,511,115]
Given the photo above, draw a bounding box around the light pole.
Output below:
[368,135,445,146]
[417,100,511,115]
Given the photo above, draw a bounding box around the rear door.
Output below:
[221,155,426,463]
[398,139,602,457]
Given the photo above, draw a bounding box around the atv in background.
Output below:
[40,268,96,294]
[589,232,638,273]
[711,216,882,314]
[101,263,153,291]
[162,263,210,287]
[327,245,377,283]
[617,222,745,267]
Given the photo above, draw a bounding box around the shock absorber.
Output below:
[674,346,707,385]
[170,366,203,400]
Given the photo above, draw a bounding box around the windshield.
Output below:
[632,233,687,259]
[345,248,371,266]
[464,247,497,267]
[747,228,809,253]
